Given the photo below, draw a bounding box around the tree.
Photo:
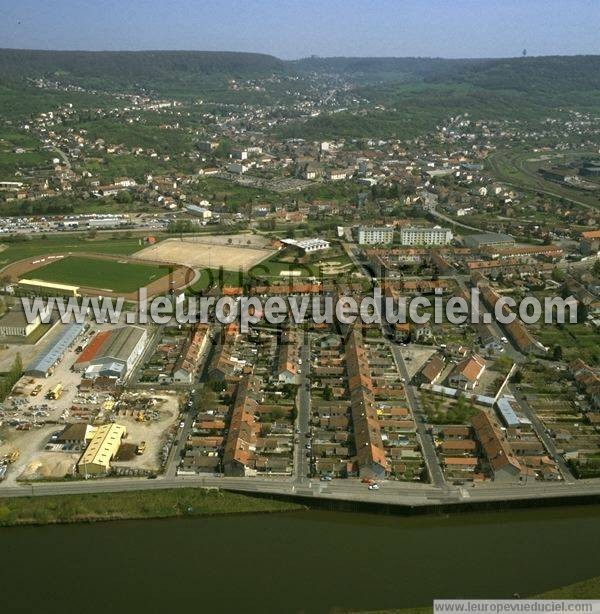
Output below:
[323,384,333,401]
[0,354,23,402]
[552,267,565,283]
[282,383,296,399]
[115,190,133,204]
[210,380,226,393]
[552,345,563,361]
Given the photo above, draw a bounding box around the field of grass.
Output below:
[0,488,303,527]
[248,248,357,282]
[28,255,168,292]
[0,234,161,269]
[0,149,53,176]
[534,322,600,365]
[196,176,282,209]
[81,152,201,182]
[250,256,318,279]
[187,267,247,293]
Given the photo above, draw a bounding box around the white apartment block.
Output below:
[400,226,453,246]
[358,226,395,245]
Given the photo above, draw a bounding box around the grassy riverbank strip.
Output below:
[365,576,600,614]
[0,488,305,527]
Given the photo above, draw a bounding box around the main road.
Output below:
[3,472,600,508]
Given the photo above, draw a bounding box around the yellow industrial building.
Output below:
[77,423,126,475]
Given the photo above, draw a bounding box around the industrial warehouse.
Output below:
[76,423,127,475]
[0,304,50,338]
[24,322,85,377]
[74,325,147,379]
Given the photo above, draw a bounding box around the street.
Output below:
[293,333,312,482]
[3,471,600,509]
[389,343,447,488]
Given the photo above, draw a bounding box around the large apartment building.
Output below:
[357,226,394,245]
[400,225,453,246]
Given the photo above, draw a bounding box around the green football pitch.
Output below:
[26,255,168,293]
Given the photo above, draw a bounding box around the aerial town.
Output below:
[3,0,600,609]
[0,52,599,511]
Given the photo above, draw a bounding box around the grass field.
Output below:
[0,489,303,527]
[187,267,247,292]
[534,322,600,365]
[28,255,168,293]
[0,234,160,269]
[187,248,361,292]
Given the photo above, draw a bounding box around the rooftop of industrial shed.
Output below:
[25,322,84,374]
[77,325,146,365]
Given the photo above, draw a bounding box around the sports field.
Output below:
[134,236,274,271]
[28,255,169,293]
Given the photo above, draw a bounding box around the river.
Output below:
[2,505,600,614]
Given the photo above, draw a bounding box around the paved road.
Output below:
[293,334,312,482]
[429,209,486,233]
[164,361,214,479]
[49,146,72,172]
[390,343,446,488]
[3,472,600,507]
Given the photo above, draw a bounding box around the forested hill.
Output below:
[2,49,599,94]
[291,56,490,82]
[0,49,284,84]
[429,55,600,94]
[280,54,600,140]
[293,54,600,92]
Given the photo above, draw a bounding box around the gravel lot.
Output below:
[134,236,275,271]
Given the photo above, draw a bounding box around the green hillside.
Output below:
[1,49,600,138]
[0,48,283,82]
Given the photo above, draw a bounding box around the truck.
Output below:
[6,449,20,463]
[30,384,43,397]
[136,441,146,455]
[47,383,63,400]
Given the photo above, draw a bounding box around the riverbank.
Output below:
[0,488,304,527]
[536,575,600,599]
[366,576,600,613]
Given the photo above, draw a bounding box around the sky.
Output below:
[2,0,599,59]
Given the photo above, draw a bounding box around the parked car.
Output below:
[368,483,380,490]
